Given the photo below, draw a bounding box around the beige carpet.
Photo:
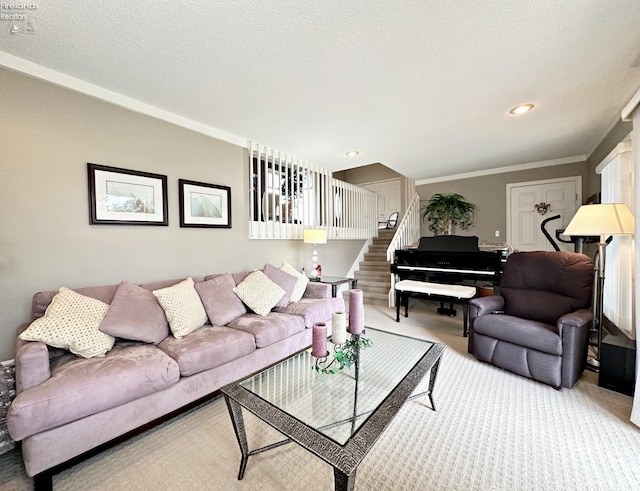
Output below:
[1,301,639,491]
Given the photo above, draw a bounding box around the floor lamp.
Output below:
[563,203,635,369]
[303,229,327,279]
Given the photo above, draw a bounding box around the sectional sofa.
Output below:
[7,263,344,489]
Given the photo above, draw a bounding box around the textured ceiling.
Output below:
[1,1,640,181]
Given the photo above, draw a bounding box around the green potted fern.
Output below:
[420,193,477,235]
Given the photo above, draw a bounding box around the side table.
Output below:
[309,276,358,297]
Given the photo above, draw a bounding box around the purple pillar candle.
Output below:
[311,322,328,357]
[348,289,364,335]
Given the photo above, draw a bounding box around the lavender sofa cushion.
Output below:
[232,271,252,285]
[263,264,298,307]
[276,297,345,328]
[7,344,180,441]
[99,281,169,344]
[139,277,204,291]
[157,325,256,376]
[226,312,306,348]
[194,274,246,326]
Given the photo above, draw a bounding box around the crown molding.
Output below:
[0,51,248,148]
[622,85,640,121]
[415,155,587,186]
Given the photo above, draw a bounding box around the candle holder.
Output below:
[312,332,373,375]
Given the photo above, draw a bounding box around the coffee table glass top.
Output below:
[239,327,434,445]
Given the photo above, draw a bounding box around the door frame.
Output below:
[506,175,582,250]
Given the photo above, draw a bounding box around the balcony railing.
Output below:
[249,142,378,240]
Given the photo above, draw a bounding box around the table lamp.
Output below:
[563,203,634,369]
[303,229,327,279]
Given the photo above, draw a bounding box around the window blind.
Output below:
[598,141,635,337]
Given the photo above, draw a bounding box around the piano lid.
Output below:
[391,235,503,285]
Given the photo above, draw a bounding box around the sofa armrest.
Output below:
[469,295,505,319]
[15,324,51,393]
[303,281,331,299]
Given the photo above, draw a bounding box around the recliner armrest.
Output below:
[556,308,593,336]
[469,295,505,319]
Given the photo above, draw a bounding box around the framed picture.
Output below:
[88,163,168,225]
[179,179,232,228]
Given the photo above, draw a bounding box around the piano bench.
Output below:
[394,280,477,336]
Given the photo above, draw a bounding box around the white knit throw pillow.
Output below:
[20,287,114,358]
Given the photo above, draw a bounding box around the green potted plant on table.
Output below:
[420,193,477,235]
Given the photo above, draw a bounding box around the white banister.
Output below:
[248,142,377,240]
[386,193,422,306]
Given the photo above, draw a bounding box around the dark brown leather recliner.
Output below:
[468,251,594,389]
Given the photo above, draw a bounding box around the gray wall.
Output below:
[0,68,362,361]
[415,162,589,242]
[333,163,401,183]
[334,163,413,219]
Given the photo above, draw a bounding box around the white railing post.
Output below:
[386,194,421,306]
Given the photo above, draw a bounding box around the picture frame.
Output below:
[179,179,232,228]
[87,163,168,225]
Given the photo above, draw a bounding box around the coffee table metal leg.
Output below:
[463,301,469,337]
[334,467,356,491]
[428,357,442,411]
[224,395,250,480]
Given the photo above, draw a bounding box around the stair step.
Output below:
[346,228,396,308]
[364,252,387,261]
[372,235,393,243]
[372,236,393,245]
[358,262,390,272]
[368,245,389,254]
[342,289,390,305]
[355,281,390,293]
[354,270,390,281]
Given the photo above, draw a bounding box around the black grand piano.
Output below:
[390,235,505,316]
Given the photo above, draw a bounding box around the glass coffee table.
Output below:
[221,327,445,490]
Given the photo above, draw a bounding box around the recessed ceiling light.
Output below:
[509,103,535,115]
[345,150,360,157]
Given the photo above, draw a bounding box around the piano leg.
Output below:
[437,302,457,316]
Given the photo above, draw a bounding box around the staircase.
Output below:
[348,228,395,306]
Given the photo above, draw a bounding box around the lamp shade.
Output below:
[304,229,327,244]
[563,203,634,236]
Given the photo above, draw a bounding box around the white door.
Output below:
[507,176,581,252]
[363,179,401,224]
